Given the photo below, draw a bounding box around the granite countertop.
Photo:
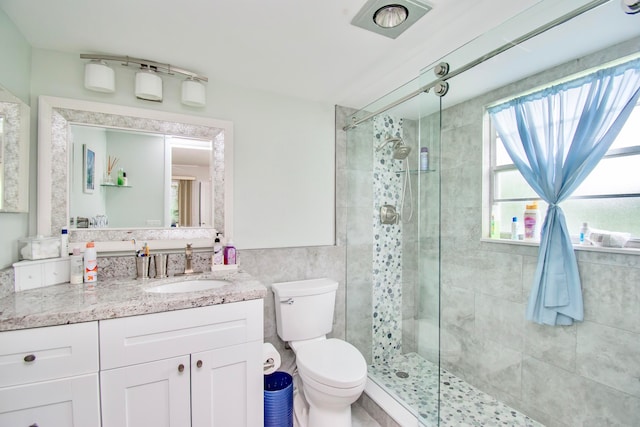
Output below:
[0,270,267,332]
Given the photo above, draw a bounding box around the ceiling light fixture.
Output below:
[621,0,640,14]
[80,54,208,106]
[84,60,115,93]
[374,4,409,28]
[351,0,432,39]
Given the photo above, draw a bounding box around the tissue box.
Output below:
[18,236,61,260]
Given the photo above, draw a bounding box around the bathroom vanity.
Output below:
[0,272,266,427]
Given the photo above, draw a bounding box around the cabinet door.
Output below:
[191,341,263,427]
[100,355,191,427]
[0,373,101,427]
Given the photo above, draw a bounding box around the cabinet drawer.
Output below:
[0,322,99,387]
[0,373,101,426]
[100,299,263,369]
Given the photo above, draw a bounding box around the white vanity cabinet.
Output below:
[99,299,264,427]
[0,322,101,426]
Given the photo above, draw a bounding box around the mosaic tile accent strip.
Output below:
[369,353,544,427]
[371,115,405,364]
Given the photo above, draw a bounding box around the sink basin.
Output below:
[145,279,230,294]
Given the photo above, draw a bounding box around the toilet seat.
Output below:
[295,338,367,389]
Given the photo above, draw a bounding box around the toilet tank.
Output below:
[271,278,338,342]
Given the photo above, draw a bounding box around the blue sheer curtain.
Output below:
[488,58,640,326]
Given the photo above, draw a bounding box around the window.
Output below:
[488,100,640,244]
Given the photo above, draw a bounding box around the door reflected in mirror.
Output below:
[70,125,213,229]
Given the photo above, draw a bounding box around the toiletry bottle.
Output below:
[579,222,590,245]
[511,217,519,240]
[213,234,223,266]
[70,247,84,285]
[224,240,236,265]
[420,147,429,171]
[523,201,539,241]
[122,171,128,186]
[61,228,69,257]
[117,168,124,186]
[84,241,98,285]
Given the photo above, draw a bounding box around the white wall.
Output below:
[0,8,31,269]
[29,48,335,249]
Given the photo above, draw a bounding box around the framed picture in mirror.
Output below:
[83,144,95,194]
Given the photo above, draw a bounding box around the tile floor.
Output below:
[368,352,544,427]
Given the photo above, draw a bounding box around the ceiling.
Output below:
[0,0,543,110]
[1,0,638,113]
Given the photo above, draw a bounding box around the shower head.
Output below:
[393,143,411,160]
[376,136,412,159]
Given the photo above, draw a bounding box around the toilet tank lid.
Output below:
[271,278,338,298]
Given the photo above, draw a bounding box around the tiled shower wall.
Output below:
[438,37,640,427]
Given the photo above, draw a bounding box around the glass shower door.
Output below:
[344,71,442,426]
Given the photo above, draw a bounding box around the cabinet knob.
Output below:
[23,354,36,363]
[178,363,185,373]
[196,360,203,368]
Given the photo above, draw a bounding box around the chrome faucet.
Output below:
[184,243,194,274]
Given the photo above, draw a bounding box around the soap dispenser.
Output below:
[212,233,223,265]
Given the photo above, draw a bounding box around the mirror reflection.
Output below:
[69,125,213,228]
[37,96,232,242]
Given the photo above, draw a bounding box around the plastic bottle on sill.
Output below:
[523,201,539,241]
[511,217,519,240]
[490,205,500,239]
[579,222,590,245]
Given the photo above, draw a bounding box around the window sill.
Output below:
[480,238,640,256]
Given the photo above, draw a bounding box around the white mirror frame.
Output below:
[0,86,29,213]
[37,96,234,252]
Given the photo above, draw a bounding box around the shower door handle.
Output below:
[281,298,294,305]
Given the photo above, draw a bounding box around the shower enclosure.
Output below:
[344,69,443,425]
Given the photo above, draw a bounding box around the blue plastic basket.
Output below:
[264,371,293,427]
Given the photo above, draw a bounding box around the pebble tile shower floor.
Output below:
[368,353,544,427]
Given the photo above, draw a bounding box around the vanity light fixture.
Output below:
[135,66,163,101]
[351,0,432,39]
[84,60,115,93]
[181,77,206,107]
[80,53,208,106]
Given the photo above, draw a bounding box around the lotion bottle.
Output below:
[84,241,98,286]
[523,201,539,241]
[70,247,84,285]
[223,240,236,265]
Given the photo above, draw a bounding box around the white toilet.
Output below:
[272,278,367,427]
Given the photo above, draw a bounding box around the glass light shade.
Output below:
[135,70,163,101]
[84,60,115,93]
[181,79,206,107]
[373,5,408,28]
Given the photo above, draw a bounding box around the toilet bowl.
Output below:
[294,338,367,426]
[271,278,368,427]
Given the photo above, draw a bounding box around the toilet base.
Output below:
[308,403,352,427]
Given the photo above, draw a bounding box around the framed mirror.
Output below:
[37,96,233,248]
[0,84,29,212]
